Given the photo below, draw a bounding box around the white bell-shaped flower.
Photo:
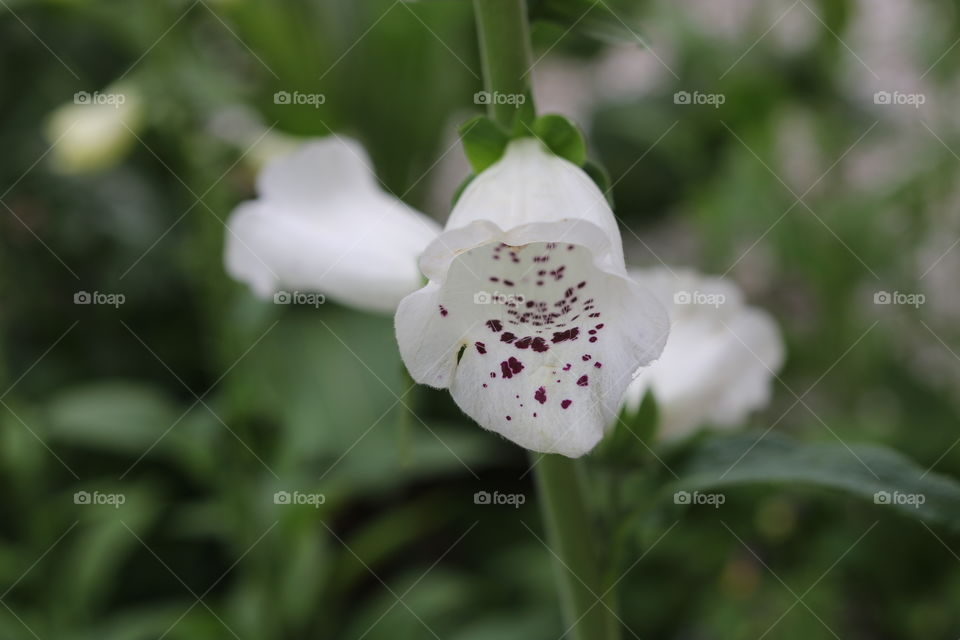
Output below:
[224,137,441,314]
[624,267,785,441]
[395,138,669,458]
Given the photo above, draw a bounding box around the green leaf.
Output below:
[666,433,960,530]
[531,114,586,166]
[458,115,509,173]
[530,0,646,45]
[44,381,178,453]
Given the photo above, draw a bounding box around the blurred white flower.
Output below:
[45,85,143,174]
[624,267,784,441]
[207,105,301,171]
[224,136,441,314]
[396,138,669,458]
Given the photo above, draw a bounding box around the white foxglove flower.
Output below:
[624,267,785,441]
[45,85,143,174]
[224,137,441,314]
[395,138,669,458]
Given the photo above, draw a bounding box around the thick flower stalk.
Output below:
[224,137,440,314]
[395,138,669,458]
[624,267,785,439]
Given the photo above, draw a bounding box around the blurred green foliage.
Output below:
[2,0,960,638]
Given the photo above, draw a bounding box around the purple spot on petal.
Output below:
[561,399,572,409]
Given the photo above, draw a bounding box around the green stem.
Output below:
[472,0,535,128]
[534,454,621,640]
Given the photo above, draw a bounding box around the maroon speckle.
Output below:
[499,356,525,378]
[506,416,512,421]
[561,399,572,409]
[533,412,538,418]
[595,323,604,329]
[501,332,517,343]
[486,319,503,332]
[577,375,589,387]
[562,363,572,371]
[594,362,602,369]
[582,354,592,361]
[489,276,499,282]
[490,372,496,378]
[531,337,549,352]
[534,387,547,404]
[439,305,448,317]
[577,281,586,289]
[515,336,532,349]
[503,279,514,287]
[589,336,598,343]
[552,328,580,343]
[482,383,488,388]
[475,342,486,354]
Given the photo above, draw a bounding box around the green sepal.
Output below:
[458,116,509,173]
[451,173,475,207]
[531,113,587,166]
[582,159,614,207]
[593,389,659,466]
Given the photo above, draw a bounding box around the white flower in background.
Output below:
[45,85,143,174]
[395,138,669,458]
[624,267,785,441]
[224,137,441,314]
[207,105,301,171]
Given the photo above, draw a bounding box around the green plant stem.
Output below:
[472,0,534,128]
[534,454,621,640]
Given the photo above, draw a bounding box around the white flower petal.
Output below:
[224,137,441,314]
[624,267,785,441]
[446,138,624,264]
[396,220,668,457]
